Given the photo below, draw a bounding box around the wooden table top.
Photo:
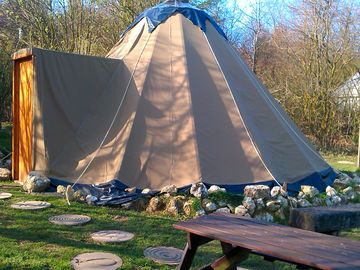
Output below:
[173,213,360,270]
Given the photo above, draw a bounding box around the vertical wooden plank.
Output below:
[18,58,33,181]
[12,55,33,182]
[11,60,19,180]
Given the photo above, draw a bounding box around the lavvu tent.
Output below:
[12,0,337,194]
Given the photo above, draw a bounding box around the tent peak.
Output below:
[121,0,227,40]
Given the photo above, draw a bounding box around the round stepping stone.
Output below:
[11,201,51,210]
[71,252,122,270]
[144,246,183,265]
[49,214,91,226]
[91,230,134,243]
[0,192,12,200]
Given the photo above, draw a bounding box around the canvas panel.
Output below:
[204,22,329,183]
[114,14,201,189]
[181,16,272,184]
[32,48,131,183]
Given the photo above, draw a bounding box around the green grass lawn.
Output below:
[0,125,359,269]
[0,182,298,270]
[322,152,360,175]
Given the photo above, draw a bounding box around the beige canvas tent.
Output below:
[12,0,336,192]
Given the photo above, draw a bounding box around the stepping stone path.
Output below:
[71,252,122,270]
[91,230,134,243]
[144,246,183,265]
[0,192,12,199]
[49,214,91,226]
[11,201,51,210]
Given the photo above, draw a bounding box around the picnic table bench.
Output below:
[289,204,360,235]
[173,213,360,270]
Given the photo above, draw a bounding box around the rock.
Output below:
[218,200,227,207]
[338,172,352,182]
[183,201,192,216]
[288,196,298,208]
[122,198,147,211]
[86,195,98,205]
[65,185,75,203]
[255,198,265,211]
[146,197,164,212]
[242,197,256,215]
[4,159,11,170]
[234,205,248,216]
[125,187,137,194]
[162,193,171,199]
[0,168,11,181]
[166,197,183,216]
[274,208,286,221]
[190,182,208,198]
[276,196,289,208]
[254,212,274,223]
[215,207,230,213]
[141,188,151,194]
[270,186,281,197]
[266,200,281,212]
[227,204,235,213]
[300,185,319,198]
[208,185,226,194]
[56,185,66,194]
[325,195,342,206]
[331,195,342,206]
[354,185,360,192]
[204,201,217,212]
[346,192,357,201]
[326,186,337,197]
[342,186,353,196]
[73,190,84,202]
[270,186,287,198]
[312,197,323,206]
[201,198,211,208]
[23,171,50,193]
[333,179,350,188]
[339,194,349,204]
[298,198,312,208]
[244,185,270,199]
[325,197,333,206]
[160,184,177,194]
[297,191,305,199]
[195,208,206,217]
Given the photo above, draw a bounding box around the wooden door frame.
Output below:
[12,49,34,181]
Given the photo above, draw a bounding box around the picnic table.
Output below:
[173,213,360,270]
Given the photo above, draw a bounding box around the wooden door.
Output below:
[12,56,33,181]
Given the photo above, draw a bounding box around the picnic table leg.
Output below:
[199,245,250,270]
[176,233,213,270]
[221,242,237,270]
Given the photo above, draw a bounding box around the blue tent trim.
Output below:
[49,166,337,203]
[121,1,227,40]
